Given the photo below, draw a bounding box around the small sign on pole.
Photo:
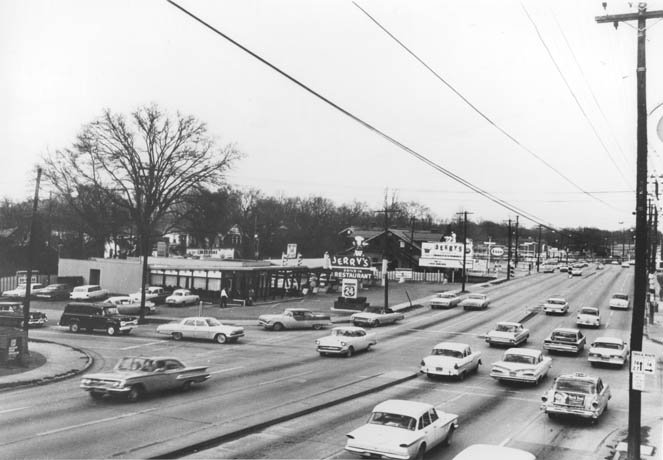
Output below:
[633,372,646,391]
[631,351,657,375]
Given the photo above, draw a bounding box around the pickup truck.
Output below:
[351,306,404,327]
[258,308,331,331]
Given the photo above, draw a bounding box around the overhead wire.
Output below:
[165,0,561,230]
[352,2,623,214]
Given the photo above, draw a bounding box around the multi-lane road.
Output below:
[1,265,661,459]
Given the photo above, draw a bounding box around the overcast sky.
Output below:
[3,0,663,231]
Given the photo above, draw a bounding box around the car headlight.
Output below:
[340,341,347,346]
[113,381,126,388]
[81,378,91,385]
[315,340,320,345]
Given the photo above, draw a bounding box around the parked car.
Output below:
[315,326,376,357]
[452,444,536,460]
[543,327,586,354]
[459,293,490,310]
[165,289,200,306]
[430,292,464,309]
[588,337,628,368]
[0,301,48,327]
[33,283,71,300]
[576,307,600,328]
[420,342,482,380]
[345,399,458,460]
[609,293,630,310]
[542,296,569,315]
[156,317,245,344]
[258,308,331,331]
[58,302,138,336]
[2,283,45,298]
[541,372,611,421]
[129,286,169,305]
[485,321,530,347]
[80,356,210,402]
[70,285,109,300]
[351,306,404,327]
[490,348,552,385]
[106,296,156,315]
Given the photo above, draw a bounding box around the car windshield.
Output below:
[205,318,221,327]
[580,309,598,315]
[368,412,417,431]
[496,324,516,332]
[548,299,565,305]
[556,378,595,394]
[469,295,484,299]
[438,293,454,299]
[613,294,628,300]
[593,342,623,350]
[115,357,151,371]
[432,348,463,358]
[103,307,120,316]
[504,353,536,365]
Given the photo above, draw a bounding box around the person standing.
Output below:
[220,287,228,308]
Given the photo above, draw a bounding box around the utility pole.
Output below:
[506,218,513,281]
[597,5,663,459]
[22,167,42,364]
[409,216,415,269]
[514,215,519,267]
[456,211,473,292]
[376,205,398,309]
[536,224,542,273]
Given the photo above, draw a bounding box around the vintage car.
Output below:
[157,317,245,344]
[576,307,600,328]
[570,267,583,276]
[351,306,404,327]
[33,283,71,300]
[165,289,200,306]
[609,293,630,310]
[106,296,157,315]
[490,348,552,385]
[485,321,530,347]
[59,302,138,336]
[258,308,331,331]
[2,283,45,299]
[588,337,629,368]
[0,301,48,327]
[559,265,569,273]
[541,372,611,421]
[129,286,170,305]
[345,399,458,460]
[420,342,481,380]
[70,284,109,300]
[459,293,490,310]
[430,292,464,309]
[452,444,536,460]
[543,327,586,354]
[80,356,210,402]
[542,264,556,273]
[315,326,376,357]
[542,296,569,315]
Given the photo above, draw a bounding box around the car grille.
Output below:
[318,346,341,351]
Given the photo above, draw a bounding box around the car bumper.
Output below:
[345,444,411,460]
[430,302,452,309]
[576,320,599,327]
[542,404,601,419]
[544,308,567,314]
[588,355,625,365]
[609,304,628,310]
[490,371,539,382]
[420,366,459,376]
[80,384,131,395]
[486,337,518,345]
[317,346,348,355]
[544,343,581,353]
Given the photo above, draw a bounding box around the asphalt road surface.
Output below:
[1,265,661,459]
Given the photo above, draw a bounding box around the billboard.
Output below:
[419,240,474,269]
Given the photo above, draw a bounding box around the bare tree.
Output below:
[44,104,241,321]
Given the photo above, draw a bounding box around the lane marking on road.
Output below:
[121,341,163,350]
[605,310,614,330]
[0,406,31,414]
[255,370,316,387]
[209,366,245,375]
[406,328,484,337]
[499,405,543,447]
[37,408,157,437]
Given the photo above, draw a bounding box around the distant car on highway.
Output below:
[490,348,552,385]
[351,306,404,327]
[315,326,376,357]
[542,264,556,273]
[165,289,200,306]
[543,327,586,354]
[33,283,71,300]
[621,261,630,268]
[430,292,465,309]
[345,399,458,460]
[258,308,331,331]
[459,293,490,310]
[542,296,569,315]
[70,284,109,300]
[540,372,611,421]
[570,267,583,276]
[588,337,628,368]
[452,444,536,460]
[609,293,630,310]
[420,342,482,380]
[485,321,530,347]
[576,307,600,328]
[80,356,210,402]
[156,317,245,344]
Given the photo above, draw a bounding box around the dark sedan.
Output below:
[34,283,71,300]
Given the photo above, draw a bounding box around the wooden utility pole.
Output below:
[506,218,513,280]
[514,215,519,267]
[376,206,398,309]
[456,211,473,292]
[22,167,42,363]
[536,224,543,272]
[596,5,663,459]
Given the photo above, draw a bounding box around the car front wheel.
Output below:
[346,347,354,358]
[107,326,118,336]
[69,322,80,333]
[172,332,183,341]
[215,334,227,344]
[126,385,143,403]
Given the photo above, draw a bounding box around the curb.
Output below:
[0,338,94,390]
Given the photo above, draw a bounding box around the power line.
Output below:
[165,0,559,230]
[352,1,625,213]
[522,4,632,188]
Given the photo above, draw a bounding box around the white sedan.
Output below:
[165,289,200,306]
[588,337,629,368]
[485,322,530,347]
[156,317,244,344]
[459,293,490,310]
[576,307,600,328]
[430,292,464,309]
[315,326,376,357]
[420,342,481,380]
[490,348,552,385]
[106,296,156,315]
[345,399,458,460]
